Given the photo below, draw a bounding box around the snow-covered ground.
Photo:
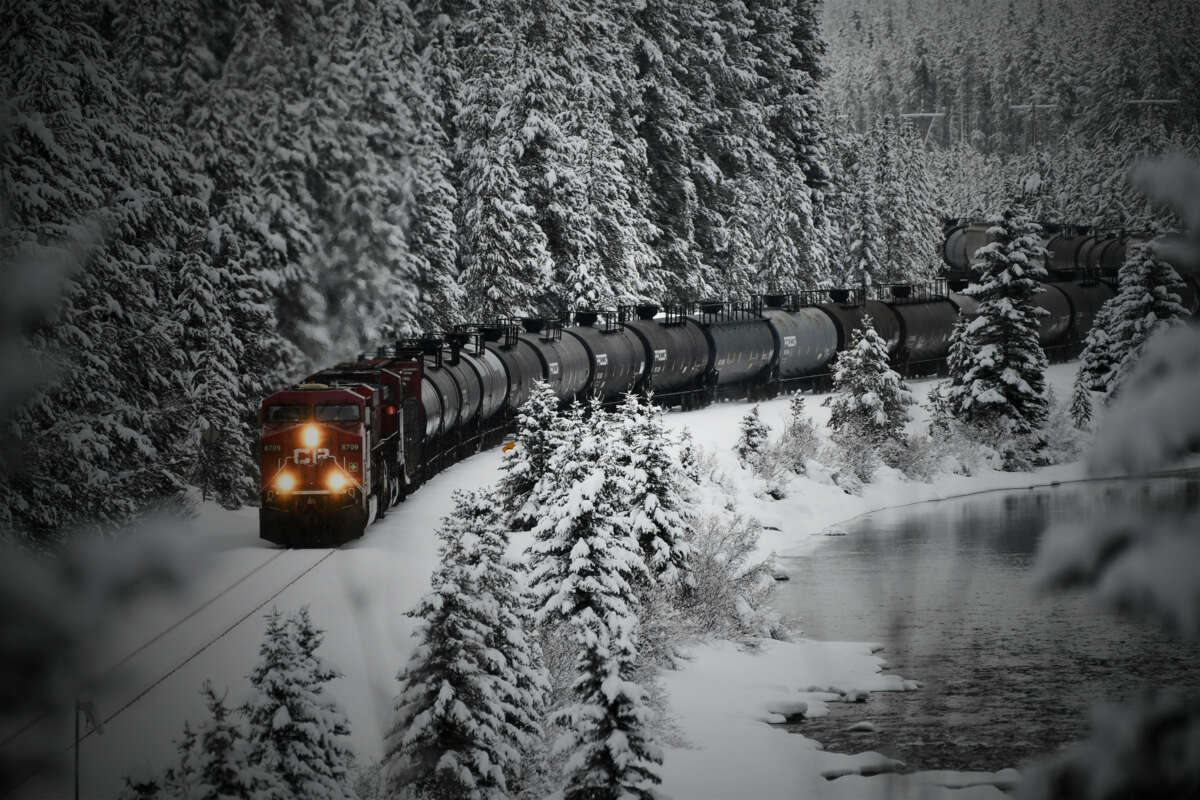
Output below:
[12,362,1103,799]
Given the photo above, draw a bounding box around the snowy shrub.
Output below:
[778,393,822,475]
[880,433,940,483]
[1069,370,1094,431]
[749,439,793,499]
[735,405,770,466]
[1033,391,1087,467]
[823,433,878,490]
[679,511,779,640]
[350,760,383,800]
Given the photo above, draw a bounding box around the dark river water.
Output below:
[771,476,1200,774]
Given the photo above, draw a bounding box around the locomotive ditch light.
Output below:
[326,470,349,492]
[275,472,297,493]
[301,424,321,448]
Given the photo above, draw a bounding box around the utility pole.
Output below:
[899,111,945,145]
[1009,103,1057,152]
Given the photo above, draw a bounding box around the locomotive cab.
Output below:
[258,383,379,546]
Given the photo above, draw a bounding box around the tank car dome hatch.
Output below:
[574,310,600,327]
[635,303,659,320]
[947,278,970,293]
[520,317,545,334]
[763,293,789,308]
[828,288,850,304]
[890,284,912,299]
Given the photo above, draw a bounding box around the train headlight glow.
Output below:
[301,425,321,448]
[326,470,349,491]
[275,472,297,492]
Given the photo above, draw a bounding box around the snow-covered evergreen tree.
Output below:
[1069,371,1093,431]
[1076,298,1119,392]
[824,317,914,448]
[386,489,547,798]
[246,608,356,800]
[940,205,1050,446]
[735,406,771,466]
[844,157,886,292]
[496,379,561,530]
[614,393,694,590]
[1103,244,1189,399]
[195,680,278,799]
[526,399,662,798]
[455,0,554,319]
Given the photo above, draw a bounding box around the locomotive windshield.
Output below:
[314,404,361,422]
[264,404,308,422]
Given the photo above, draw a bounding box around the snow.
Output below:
[11,362,1116,799]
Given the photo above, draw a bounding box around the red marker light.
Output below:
[386,404,397,415]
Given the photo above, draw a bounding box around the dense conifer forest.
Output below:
[0,0,1195,543]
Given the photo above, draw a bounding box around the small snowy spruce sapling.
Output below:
[385,489,547,799]
[615,393,694,590]
[245,608,356,800]
[496,379,561,530]
[735,405,770,466]
[1103,244,1189,400]
[940,205,1050,448]
[824,317,913,450]
[526,399,663,798]
[781,392,821,473]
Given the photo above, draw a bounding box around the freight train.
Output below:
[259,225,1199,546]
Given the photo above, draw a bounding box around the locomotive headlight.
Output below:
[275,472,297,492]
[301,425,321,448]
[326,470,349,491]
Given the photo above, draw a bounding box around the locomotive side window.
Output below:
[264,404,308,422]
[315,404,362,422]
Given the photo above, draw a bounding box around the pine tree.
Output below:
[386,490,547,798]
[844,155,886,292]
[735,406,770,466]
[456,0,554,320]
[1070,370,1093,431]
[526,399,662,799]
[195,681,278,799]
[1077,297,1119,392]
[496,379,561,530]
[824,317,914,448]
[161,721,201,799]
[940,205,1050,446]
[0,0,214,539]
[614,394,694,589]
[1104,244,1189,399]
[245,608,356,800]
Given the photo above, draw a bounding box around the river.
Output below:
[771,476,1200,773]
